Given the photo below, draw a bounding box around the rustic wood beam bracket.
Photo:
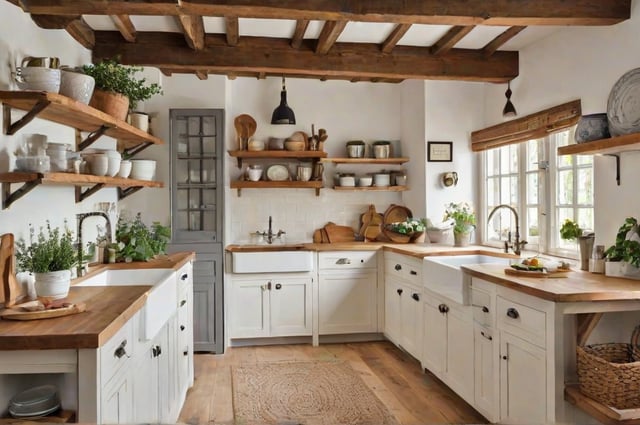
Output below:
[123,141,154,158]
[78,125,110,150]
[118,186,143,200]
[2,179,41,210]
[75,184,105,203]
[3,100,52,135]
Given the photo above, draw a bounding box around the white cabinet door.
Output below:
[500,331,547,424]
[474,324,498,422]
[132,342,159,424]
[270,277,312,336]
[229,279,269,338]
[400,286,422,360]
[319,270,377,334]
[102,372,134,424]
[445,303,474,403]
[422,297,446,375]
[384,278,403,344]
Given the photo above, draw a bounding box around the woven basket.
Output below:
[577,336,640,409]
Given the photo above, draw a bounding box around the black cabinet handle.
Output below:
[267,281,272,290]
[180,325,185,331]
[183,350,189,356]
[395,264,402,271]
[481,331,493,341]
[397,288,403,296]
[482,306,489,313]
[180,299,187,307]
[410,270,417,275]
[502,355,508,360]
[412,293,420,301]
[438,304,449,314]
[506,307,520,319]
[275,283,282,290]
[114,340,128,359]
[181,273,188,281]
[152,345,162,358]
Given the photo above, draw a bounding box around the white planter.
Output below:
[605,261,625,278]
[34,270,71,299]
[128,112,149,132]
[622,261,640,279]
[118,160,132,178]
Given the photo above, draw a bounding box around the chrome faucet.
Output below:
[255,216,286,244]
[76,212,112,277]
[487,204,527,256]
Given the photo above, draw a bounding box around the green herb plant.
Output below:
[115,213,171,262]
[559,219,583,241]
[82,58,163,110]
[605,217,640,265]
[388,218,427,235]
[443,202,476,234]
[15,221,77,273]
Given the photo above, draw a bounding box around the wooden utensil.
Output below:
[234,114,257,150]
[313,229,323,243]
[358,205,377,239]
[0,233,20,308]
[504,268,569,278]
[1,302,86,320]
[324,223,356,243]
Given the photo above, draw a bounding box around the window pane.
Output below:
[487,177,500,207]
[487,150,498,176]
[577,155,593,166]
[557,170,574,205]
[526,140,539,171]
[527,207,539,243]
[577,168,593,204]
[577,208,594,232]
[527,173,539,204]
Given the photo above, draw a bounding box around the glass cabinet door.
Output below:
[170,109,224,242]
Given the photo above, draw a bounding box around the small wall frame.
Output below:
[427,141,453,162]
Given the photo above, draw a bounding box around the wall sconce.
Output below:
[502,81,517,118]
[441,172,458,188]
[271,76,296,125]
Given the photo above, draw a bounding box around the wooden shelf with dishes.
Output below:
[0,172,163,209]
[321,157,409,165]
[230,180,323,196]
[332,185,408,192]
[228,149,327,168]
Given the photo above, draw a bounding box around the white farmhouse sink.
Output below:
[75,268,176,340]
[423,254,511,305]
[232,250,314,273]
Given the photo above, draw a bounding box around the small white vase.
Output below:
[118,160,132,178]
[34,270,71,299]
[128,111,149,132]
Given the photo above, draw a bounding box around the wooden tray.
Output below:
[504,268,570,278]
[0,302,86,321]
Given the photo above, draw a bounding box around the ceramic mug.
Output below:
[442,171,458,187]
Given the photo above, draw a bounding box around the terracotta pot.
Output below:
[89,89,129,121]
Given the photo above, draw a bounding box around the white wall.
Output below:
[483,1,640,249]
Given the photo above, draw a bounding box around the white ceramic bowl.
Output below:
[247,168,263,181]
[106,155,121,177]
[373,173,390,187]
[339,176,356,187]
[358,176,373,187]
[15,156,50,173]
[118,160,132,178]
[130,159,156,181]
[15,67,61,93]
[86,154,108,176]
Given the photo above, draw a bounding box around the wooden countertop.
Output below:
[0,252,195,351]
[462,264,640,302]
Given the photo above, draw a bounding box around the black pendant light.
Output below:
[502,81,517,118]
[271,76,296,125]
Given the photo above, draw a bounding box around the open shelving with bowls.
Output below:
[322,156,410,191]
[0,90,165,208]
[228,150,327,196]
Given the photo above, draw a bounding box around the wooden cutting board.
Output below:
[0,302,86,320]
[0,233,20,308]
[504,268,569,278]
[324,223,356,243]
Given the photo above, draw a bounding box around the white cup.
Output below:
[88,154,109,176]
[118,160,132,178]
[247,168,263,181]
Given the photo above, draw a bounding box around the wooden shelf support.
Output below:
[75,184,105,203]
[607,154,621,186]
[2,180,40,210]
[118,186,143,199]
[3,100,52,135]
[123,141,154,158]
[576,312,603,347]
[78,125,110,150]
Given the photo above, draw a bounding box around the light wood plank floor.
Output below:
[178,341,487,424]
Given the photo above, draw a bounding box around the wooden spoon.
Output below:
[0,233,20,308]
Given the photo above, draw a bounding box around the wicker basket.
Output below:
[577,341,640,409]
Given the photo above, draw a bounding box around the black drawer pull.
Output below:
[506,307,520,319]
[181,273,188,281]
[275,283,282,290]
[180,325,186,331]
[397,288,403,296]
[114,340,128,359]
[395,264,402,271]
[411,293,420,301]
[183,350,189,356]
[438,304,449,314]
[410,270,417,275]
[180,299,187,307]
[481,331,493,341]
[482,306,489,313]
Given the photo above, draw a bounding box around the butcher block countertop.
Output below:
[462,263,640,303]
[0,252,195,351]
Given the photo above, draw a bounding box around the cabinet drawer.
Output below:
[319,251,377,270]
[471,287,493,327]
[384,255,422,285]
[100,318,134,384]
[497,296,546,348]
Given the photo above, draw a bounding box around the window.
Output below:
[482,128,593,257]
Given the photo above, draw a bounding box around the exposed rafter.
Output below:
[483,26,527,57]
[109,15,136,42]
[380,23,411,54]
[316,20,347,54]
[176,14,205,50]
[92,32,518,83]
[195,71,208,80]
[430,25,475,56]
[225,16,239,46]
[291,19,309,49]
[16,1,631,26]
[30,15,95,49]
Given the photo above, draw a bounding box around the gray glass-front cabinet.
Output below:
[169,109,224,353]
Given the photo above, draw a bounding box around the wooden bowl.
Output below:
[284,139,305,151]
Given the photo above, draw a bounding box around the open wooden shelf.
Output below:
[322,157,409,165]
[333,185,409,192]
[230,179,323,196]
[0,90,164,151]
[557,133,640,156]
[0,172,163,209]
[565,384,640,425]
[228,149,327,167]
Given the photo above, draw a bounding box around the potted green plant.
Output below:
[604,217,640,277]
[81,58,162,121]
[386,218,427,243]
[443,202,476,247]
[15,221,78,299]
[560,218,594,271]
[114,212,170,262]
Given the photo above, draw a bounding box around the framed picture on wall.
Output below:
[427,141,453,162]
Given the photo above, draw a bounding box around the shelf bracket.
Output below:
[75,184,105,203]
[78,125,110,150]
[3,101,52,135]
[605,154,621,186]
[123,142,153,158]
[2,179,41,210]
[118,186,143,200]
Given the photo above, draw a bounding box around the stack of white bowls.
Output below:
[14,68,61,93]
[130,159,156,181]
[45,143,70,172]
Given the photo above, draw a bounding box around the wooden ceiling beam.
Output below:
[225,16,239,46]
[18,1,630,25]
[482,26,527,57]
[175,14,205,50]
[92,32,518,83]
[109,15,136,42]
[381,23,411,54]
[195,70,208,80]
[291,19,309,49]
[316,20,347,54]
[430,25,475,55]
[30,15,95,49]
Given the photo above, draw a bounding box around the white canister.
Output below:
[59,70,95,104]
[128,112,150,132]
[87,154,109,176]
[373,173,390,187]
[118,160,132,178]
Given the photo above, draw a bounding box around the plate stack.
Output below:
[9,385,61,418]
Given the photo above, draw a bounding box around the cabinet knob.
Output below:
[267,281,272,290]
[114,340,128,359]
[438,304,449,314]
[183,350,189,356]
[506,307,520,319]
[502,355,508,360]
[480,331,493,341]
[394,264,402,271]
[275,283,282,290]
[181,273,188,281]
[482,306,489,313]
[411,293,420,302]
[410,270,417,275]
[180,299,187,307]
[397,288,403,296]
[152,345,162,358]
[180,325,186,331]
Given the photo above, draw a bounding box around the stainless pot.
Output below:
[346,141,365,158]
[373,142,390,159]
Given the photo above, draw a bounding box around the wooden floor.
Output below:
[178,341,487,425]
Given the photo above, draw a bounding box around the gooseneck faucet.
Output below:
[487,204,527,256]
[76,212,112,277]
[255,216,286,244]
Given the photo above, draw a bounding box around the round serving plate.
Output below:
[607,68,640,137]
[266,164,289,181]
